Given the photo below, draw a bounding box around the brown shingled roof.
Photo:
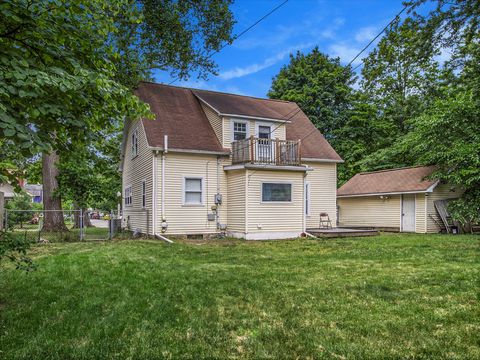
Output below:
[337,166,438,197]
[135,82,225,153]
[135,82,342,161]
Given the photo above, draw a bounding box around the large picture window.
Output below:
[184,177,203,205]
[262,183,292,202]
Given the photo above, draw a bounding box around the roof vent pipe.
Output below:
[164,135,168,153]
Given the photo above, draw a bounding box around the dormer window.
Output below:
[233,121,247,140]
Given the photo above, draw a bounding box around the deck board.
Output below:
[307,227,379,238]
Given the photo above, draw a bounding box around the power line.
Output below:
[168,0,290,85]
[247,3,410,178]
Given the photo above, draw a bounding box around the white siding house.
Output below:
[337,166,463,233]
[120,82,343,239]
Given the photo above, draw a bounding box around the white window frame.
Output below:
[305,181,311,216]
[261,181,293,203]
[131,128,138,158]
[124,185,132,207]
[141,179,146,209]
[255,121,273,139]
[183,176,204,206]
[230,119,250,142]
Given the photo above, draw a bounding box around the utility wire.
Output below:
[168,0,290,85]
[247,3,411,178]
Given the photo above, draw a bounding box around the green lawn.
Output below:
[1,234,479,359]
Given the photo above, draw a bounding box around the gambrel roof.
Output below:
[134,81,342,161]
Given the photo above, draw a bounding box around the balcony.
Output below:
[231,136,301,166]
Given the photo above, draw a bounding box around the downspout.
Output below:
[216,157,221,229]
[302,171,307,235]
[152,151,158,236]
[161,135,168,233]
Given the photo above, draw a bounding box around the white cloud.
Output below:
[219,43,314,80]
[355,26,378,43]
[329,44,363,65]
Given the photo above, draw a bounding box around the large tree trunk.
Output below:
[42,151,68,231]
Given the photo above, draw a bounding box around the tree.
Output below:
[360,17,441,150]
[5,191,40,228]
[268,48,356,144]
[1,0,235,232]
[361,1,480,224]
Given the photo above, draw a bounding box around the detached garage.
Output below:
[337,166,463,233]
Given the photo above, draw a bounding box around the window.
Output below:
[305,182,310,216]
[184,177,203,205]
[258,125,271,139]
[141,180,146,208]
[131,129,138,158]
[124,185,132,206]
[233,121,247,140]
[262,183,292,202]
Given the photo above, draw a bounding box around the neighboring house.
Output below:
[120,82,342,240]
[0,182,43,203]
[0,183,16,201]
[337,166,463,233]
[24,184,43,203]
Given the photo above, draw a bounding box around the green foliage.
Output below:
[5,191,41,228]
[0,0,151,175]
[114,0,235,88]
[268,47,356,142]
[0,231,35,272]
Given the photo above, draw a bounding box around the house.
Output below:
[337,166,463,233]
[120,82,342,240]
[0,182,43,203]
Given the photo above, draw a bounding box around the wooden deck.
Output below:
[307,227,379,238]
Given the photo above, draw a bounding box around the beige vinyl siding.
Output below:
[157,152,228,235]
[246,170,303,234]
[226,170,246,232]
[201,103,223,145]
[415,193,427,233]
[305,162,337,228]
[122,120,153,234]
[223,117,287,148]
[427,184,464,233]
[338,195,401,230]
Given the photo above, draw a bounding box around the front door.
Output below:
[401,194,415,232]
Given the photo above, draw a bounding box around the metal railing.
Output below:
[231,136,301,166]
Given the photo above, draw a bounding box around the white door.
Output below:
[257,125,273,162]
[401,194,415,232]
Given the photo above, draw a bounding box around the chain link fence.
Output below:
[2,209,137,243]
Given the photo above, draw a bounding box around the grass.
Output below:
[0,234,479,359]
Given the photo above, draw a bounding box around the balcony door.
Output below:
[256,124,274,163]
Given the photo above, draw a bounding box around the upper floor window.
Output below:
[233,121,248,140]
[125,185,132,206]
[131,129,138,158]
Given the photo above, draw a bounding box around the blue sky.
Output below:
[153,0,423,98]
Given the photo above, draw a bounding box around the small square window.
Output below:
[233,122,247,140]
